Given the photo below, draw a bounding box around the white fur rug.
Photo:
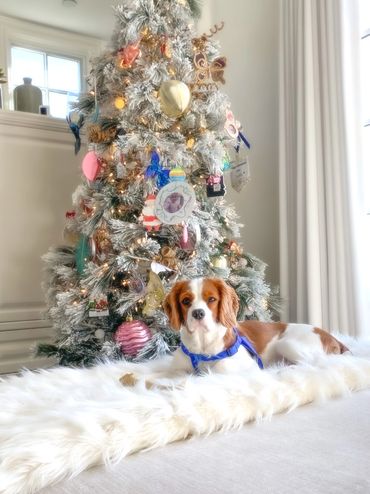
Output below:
[1,336,370,494]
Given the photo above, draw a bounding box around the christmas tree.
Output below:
[39,0,278,367]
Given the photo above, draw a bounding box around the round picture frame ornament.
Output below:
[154,182,196,225]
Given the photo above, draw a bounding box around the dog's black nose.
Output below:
[192,309,205,320]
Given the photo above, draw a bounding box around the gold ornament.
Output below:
[155,246,178,270]
[114,96,126,109]
[88,124,116,144]
[158,80,191,118]
[143,271,166,316]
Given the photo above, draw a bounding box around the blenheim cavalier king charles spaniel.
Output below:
[120,278,348,387]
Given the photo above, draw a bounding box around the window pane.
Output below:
[47,56,81,92]
[48,91,69,118]
[11,46,45,88]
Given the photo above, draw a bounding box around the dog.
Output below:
[120,277,349,387]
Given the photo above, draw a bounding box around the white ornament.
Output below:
[230,148,251,193]
[154,182,196,225]
[94,329,105,340]
[213,256,228,269]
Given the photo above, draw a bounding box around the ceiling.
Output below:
[0,0,121,40]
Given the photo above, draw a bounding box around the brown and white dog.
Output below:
[120,277,349,386]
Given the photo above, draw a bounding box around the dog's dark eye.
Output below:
[208,297,216,303]
[182,298,191,306]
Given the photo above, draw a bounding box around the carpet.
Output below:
[1,335,370,494]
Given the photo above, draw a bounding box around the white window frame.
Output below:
[0,14,104,118]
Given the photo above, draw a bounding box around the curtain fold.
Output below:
[279,0,369,335]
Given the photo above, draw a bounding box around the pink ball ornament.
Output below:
[114,320,152,357]
[82,151,101,181]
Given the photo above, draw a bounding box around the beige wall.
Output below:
[0,112,82,372]
[199,0,280,286]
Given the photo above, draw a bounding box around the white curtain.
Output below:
[279,0,370,336]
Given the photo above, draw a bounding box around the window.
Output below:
[0,14,103,120]
[9,46,82,119]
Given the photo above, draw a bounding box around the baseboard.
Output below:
[0,324,57,374]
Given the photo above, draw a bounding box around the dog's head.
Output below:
[163,278,239,337]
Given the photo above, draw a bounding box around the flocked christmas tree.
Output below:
[38,0,278,367]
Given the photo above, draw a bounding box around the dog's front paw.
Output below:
[119,373,139,387]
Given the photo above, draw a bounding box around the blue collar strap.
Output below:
[180,328,264,373]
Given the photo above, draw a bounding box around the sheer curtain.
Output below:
[279,0,370,336]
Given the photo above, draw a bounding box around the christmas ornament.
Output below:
[114,96,126,109]
[160,38,172,58]
[193,51,227,86]
[75,235,91,275]
[150,261,173,274]
[117,42,141,69]
[227,240,243,256]
[158,80,191,118]
[230,147,251,193]
[224,110,240,139]
[116,162,125,179]
[63,210,79,246]
[179,223,195,250]
[155,181,196,225]
[94,227,112,254]
[206,175,226,197]
[143,271,166,316]
[169,167,186,181]
[145,150,170,188]
[87,124,116,144]
[212,255,228,269]
[66,111,84,155]
[141,194,162,231]
[115,320,152,357]
[129,277,146,294]
[222,154,231,171]
[89,295,109,317]
[94,329,105,340]
[82,151,101,181]
[181,223,188,245]
[155,246,178,270]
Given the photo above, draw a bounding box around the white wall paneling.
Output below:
[0,110,82,373]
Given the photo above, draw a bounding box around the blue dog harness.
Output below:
[180,328,264,373]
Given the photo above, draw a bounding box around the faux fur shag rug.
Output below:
[1,336,370,494]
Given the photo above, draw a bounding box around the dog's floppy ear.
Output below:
[213,278,239,329]
[163,281,188,331]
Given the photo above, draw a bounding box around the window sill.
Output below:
[0,109,70,133]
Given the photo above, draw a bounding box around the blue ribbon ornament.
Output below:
[235,131,251,153]
[145,150,170,189]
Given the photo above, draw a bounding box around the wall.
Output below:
[0,111,82,372]
[199,0,280,286]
